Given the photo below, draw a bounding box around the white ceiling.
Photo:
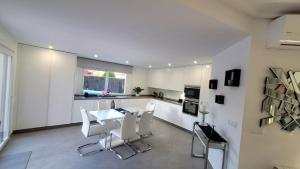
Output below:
[223,0,300,18]
[0,0,247,68]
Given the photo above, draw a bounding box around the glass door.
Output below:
[0,53,12,146]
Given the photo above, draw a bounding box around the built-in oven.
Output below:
[184,86,200,100]
[183,85,200,116]
[182,99,199,116]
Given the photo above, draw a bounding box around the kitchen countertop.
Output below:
[74,95,183,106]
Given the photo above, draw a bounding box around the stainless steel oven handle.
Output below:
[184,101,199,104]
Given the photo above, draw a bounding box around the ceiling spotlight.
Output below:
[193,60,198,64]
[94,54,98,58]
[48,45,53,49]
[168,63,171,67]
[149,65,152,68]
[126,60,129,64]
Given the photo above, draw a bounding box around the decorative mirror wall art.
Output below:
[260,68,300,132]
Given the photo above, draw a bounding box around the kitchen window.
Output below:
[83,69,126,95]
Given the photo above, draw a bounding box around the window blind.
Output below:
[77,57,133,74]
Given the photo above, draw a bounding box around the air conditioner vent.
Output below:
[267,15,300,49]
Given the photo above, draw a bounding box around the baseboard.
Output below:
[153,116,192,134]
[12,121,97,134]
[13,118,192,135]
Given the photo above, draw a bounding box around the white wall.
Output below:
[207,37,251,169]
[0,25,16,53]
[125,67,149,95]
[239,20,300,169]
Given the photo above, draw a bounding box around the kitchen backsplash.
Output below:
[148,87,184,100]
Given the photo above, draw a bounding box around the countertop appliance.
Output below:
[183,85,200,116]
[184,85,200,100]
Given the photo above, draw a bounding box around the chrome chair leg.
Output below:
[77,133,107,156]
[109,138,137,160]
[132,135,152,153]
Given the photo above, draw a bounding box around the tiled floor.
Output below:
[1,119,211,169]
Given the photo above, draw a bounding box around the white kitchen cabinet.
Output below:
[16,44,77,129]
[152,99,197,131]
[182,66,202,86]
[148,69,184,91]
[122,98,149,108]
[47,52,76,126]
[148,65,209,92]
[17,45,52,129]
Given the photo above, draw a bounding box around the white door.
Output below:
[0,53,12,149]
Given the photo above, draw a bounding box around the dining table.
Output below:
[88,107,145,148]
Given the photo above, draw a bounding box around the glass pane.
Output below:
[0,53,4,143]
[83,69,106,95]
[0,53,11,144]
[108,72,126,94]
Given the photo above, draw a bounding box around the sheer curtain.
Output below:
[0,53,12,150]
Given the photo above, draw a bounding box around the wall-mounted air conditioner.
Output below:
[267,15,300,49]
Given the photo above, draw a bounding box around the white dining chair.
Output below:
[77,107,109,156]
[106,99,123,109]
[100,100,122,130]
[109,112,138,160]
[145,101,156,112]
[135,110,154,152]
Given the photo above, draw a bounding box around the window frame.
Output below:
[83,69,126,95]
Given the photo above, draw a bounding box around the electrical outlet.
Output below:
[228,120,238,128]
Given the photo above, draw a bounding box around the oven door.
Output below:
[184,87,200,100]
[182,100,199,116]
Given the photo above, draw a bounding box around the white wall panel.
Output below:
[16,45,51,129]
[47,51,76,126]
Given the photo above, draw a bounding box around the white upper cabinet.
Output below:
[17,45,52,129]
[148,65,209,92]
[148,68,183,91]
[47,51,76,126]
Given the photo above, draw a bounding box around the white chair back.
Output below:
[106,99,123,109]
[120,112,137,140]
[80,107,90,137]
[138,111,154,136]
[145,102,156,112]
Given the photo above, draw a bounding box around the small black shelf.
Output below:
[224,69,241,87]
[215,95,225,104]
[209,79,218,89]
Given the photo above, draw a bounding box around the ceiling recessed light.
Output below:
[48,45,53,49]
[94,54,98,58]
[148,65,152,68]
[126,60,129,64]
[168,63,171,67]
[193,60,198,64]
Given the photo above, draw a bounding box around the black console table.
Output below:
[191,122,228,169]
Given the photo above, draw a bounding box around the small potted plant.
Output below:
[133,87,144,96]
